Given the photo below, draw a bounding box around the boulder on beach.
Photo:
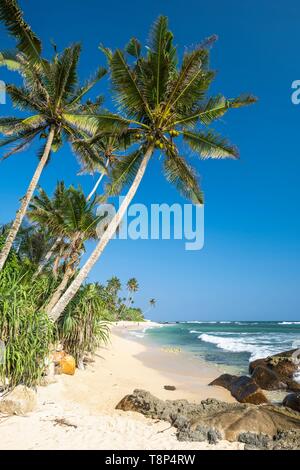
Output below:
[283,393,300,413]
[209,374,268,404]
[251,365,287,391]
[116,389,300,446]
[0,385,37,415]
[249,349,299,391]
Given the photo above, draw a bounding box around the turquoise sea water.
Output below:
[131,321,300,375]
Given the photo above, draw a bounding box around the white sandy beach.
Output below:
[0,321,243,450]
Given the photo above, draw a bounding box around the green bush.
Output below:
[0,269,54,388]
[58,284,110,365]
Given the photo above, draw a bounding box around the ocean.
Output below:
[131,321,300,375]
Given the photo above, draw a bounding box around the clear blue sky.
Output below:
[0,0,300,321]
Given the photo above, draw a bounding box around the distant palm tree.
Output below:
[49,16,256,321]
[126,278,139,306]
[0,0,107,270]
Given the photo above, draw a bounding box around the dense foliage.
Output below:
[0,221,148,387]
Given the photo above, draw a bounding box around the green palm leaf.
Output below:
[164,154,204,204]
[104,148,145,197]
[0,0,42,66]
[183,129,239,158]
[110,49,151,118]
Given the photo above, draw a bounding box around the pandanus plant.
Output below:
[48,16,256,321]
[0,0,107,270]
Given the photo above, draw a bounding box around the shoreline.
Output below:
[0,321,241,450]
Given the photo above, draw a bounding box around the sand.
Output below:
[0,321,243,450]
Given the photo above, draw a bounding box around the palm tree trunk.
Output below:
[48,145,154,321]
[0,126,55,271]
[86,159,109,201]
[45,233,82,312]
[45,264,75,314]
[34,237,61,277]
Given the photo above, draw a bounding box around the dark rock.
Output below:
[249,349,299,386]
[116,389,300,444]
[252,366,287,391]
[283,393,300,412]
[209,374,268,404]
[177,422,222,444]
[164,385,176,391]
[209,374,237,391]
[286,380,300,392]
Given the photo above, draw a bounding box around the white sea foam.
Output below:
[279,322,300,325]
[198,333,282,361]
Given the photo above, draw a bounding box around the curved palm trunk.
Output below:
[86,159,109,201]
[45,264,75,314]
[0,127,55,271]
[49,145,154,321]
[45,234,81,313]
[34,236,61,278]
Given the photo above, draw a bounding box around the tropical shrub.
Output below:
[58,284,110,365]
[0,269,54,388]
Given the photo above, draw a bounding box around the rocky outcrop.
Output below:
[251,366,287,391]
[0,385,37,415]
[116,389,300,445]
[283,393,300,413]
[209,374,268,404]
[249,349,300,391]
[239,430,300,450]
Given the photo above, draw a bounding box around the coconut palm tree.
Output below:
[0,0,107,270]
[126,277,139,306]
[27,183,103,313]
[48,16,256,321]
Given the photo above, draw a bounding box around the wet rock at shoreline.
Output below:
[209,374,268,404]
[251,366,287,391]
[283,393,300,413]
[116,389,300,446]
[249,349,299,390]
[0,385,37,415]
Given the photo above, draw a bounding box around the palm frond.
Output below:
[166,46,215,111]
[104,148,145,197]
[67,67,106,108]
[126,38,141,58]
[164,154,204,204]
[6,84,44,112]
[110,49,151,118]
[0,49,22,71]
[63,112,130,135]
[174,95,229,127]
[0,0,42,66]
[228,94,258,108]
[183,129,239,159]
